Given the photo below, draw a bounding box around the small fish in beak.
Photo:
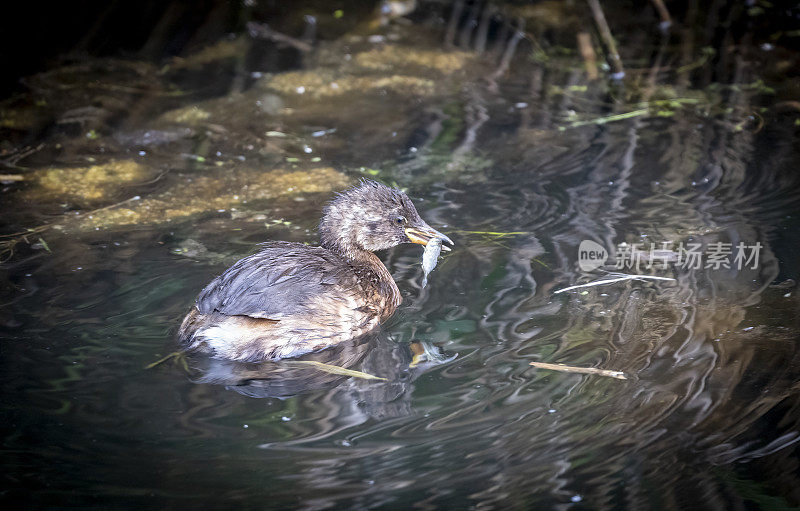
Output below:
[405,223,454,251]
[420,238,442,288]
[404,221,452,288]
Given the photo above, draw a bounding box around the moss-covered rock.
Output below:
[31,160,152,202]
[353,46,474,75]
[158,105,212,124]
[259,69,435,99]
[78,166,350,228]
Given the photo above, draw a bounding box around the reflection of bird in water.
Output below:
[179,180,452,361]
[189,329,452,420]
[189,330,383,399]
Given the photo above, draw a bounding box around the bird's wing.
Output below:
[195,242,357,319]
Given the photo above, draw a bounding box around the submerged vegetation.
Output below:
[30,159,152,202]
[1,0,797,246]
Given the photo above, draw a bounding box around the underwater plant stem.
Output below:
[487,18,525,92]
[444,0,464,48]
[586,0,625,78]
[650,0,672,28]
[577,32,599,80]
[474,3,494,53]
[458,0,482,48]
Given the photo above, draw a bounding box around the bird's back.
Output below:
[178,241,399,361]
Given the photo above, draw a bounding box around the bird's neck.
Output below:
[319,214,358,258]
[320,235,367,263]
[323,240,402,313]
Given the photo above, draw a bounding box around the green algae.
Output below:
[260,69,436,99]
[75,166,349,229]
[353,45,475,75]
[30,160,153,202]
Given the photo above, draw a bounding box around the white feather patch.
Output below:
[198,324,248,353]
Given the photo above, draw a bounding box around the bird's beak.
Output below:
[405,223,454,251]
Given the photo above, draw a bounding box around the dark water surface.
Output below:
[3,1,800,509]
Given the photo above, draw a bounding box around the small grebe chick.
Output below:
[178,180,452,361]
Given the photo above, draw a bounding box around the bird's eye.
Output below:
[395,216,406,225]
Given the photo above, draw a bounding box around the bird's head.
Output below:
[319,179,453,259]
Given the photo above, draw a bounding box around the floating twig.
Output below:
[145,351,186,369]
[37,237,52,253]
[452,230,528,238]
[560,98,701,130]
[283,360,387,381]
[246,22,313,52]
[0,225,49,263]
[631,98,700,108]
[76,195,142,216]
[450,230,526,250]
[0,143,45,170]
[561,109,649,129]
[676,47,715,74]
[554,274,675,294]
[530,361,627,380]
